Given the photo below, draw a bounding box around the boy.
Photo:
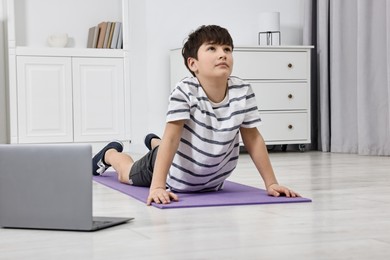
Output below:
[92,25,300,205]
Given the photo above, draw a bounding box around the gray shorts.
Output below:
[128,146,159,187]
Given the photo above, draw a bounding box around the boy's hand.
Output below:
[147,187,179,206]
[267,183,300,198]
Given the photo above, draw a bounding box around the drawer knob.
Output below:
[287,63,293,68]
[288,124,293,129]
[288,94,293,99]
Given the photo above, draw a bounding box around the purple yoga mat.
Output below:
[93,171,311,209]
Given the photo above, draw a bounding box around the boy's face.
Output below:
[187,42,233,80]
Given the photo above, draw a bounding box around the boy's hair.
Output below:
[182,25,234,76]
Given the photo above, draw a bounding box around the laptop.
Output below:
[0,143,133,231]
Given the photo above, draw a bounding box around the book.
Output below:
[103,22,112,48]
[107,22,116,48]
[110,22,122,49]
[116,24,123,49]
[87,26,95,48]
[87,21,123,49]
[96,22,108,48]
[92,26,99,48]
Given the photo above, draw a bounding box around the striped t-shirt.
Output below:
[165,76,261,192]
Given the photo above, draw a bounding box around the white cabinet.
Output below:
[16,56,125,143]
[170,46,313,150]
[6,0,131,150]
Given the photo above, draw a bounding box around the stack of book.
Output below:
[87,21,123,49]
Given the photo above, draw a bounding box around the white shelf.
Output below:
[15,46,126,58]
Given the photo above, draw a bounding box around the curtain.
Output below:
[304,0,390,156]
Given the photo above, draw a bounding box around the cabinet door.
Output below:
[72,58,125,142]
[16,56,73,143]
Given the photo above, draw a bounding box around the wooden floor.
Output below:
[1,151,390,259]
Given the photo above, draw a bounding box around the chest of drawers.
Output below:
[170,46,313,151]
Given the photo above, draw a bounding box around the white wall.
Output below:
[13,0,122,48]
[0,0,8,143]
[128,0,306,152]
[0,0,305,149]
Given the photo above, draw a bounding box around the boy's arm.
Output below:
[147,120,184,205]
[240,127,300,197]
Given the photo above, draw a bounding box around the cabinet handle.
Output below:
[288,124,293,129]
[287,63,293,68]
[288,94,293,99]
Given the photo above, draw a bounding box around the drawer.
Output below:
[258,112,309,142]
[251,82,308,110]
[232,51,308,80]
